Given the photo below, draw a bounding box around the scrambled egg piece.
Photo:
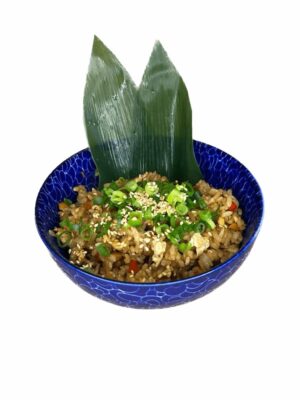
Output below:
[190,233,210,256]
[152,241,167,265]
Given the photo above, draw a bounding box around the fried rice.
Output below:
[50,172,245,282]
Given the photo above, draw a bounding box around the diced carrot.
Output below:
[229,223,239,230]
[58,202,68,211]
[228,202,237,212]
[128,259,139,273]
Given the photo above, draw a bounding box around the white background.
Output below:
[0,1,299,399]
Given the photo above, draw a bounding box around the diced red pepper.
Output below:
[128,259,139,273]
[228,202,237,212]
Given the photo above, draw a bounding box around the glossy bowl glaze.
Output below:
[35,141,263,308]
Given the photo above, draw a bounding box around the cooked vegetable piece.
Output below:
[175,203,189,215]
[128,259,139,273]
[199,210,216,230]
[128,211,143,227]
[167,189,186,206]
[96,243,110,257]
[145,182,159,196]
[110,190,127,205]
[56,231,72,248]
[93,195,106,205]
[63,198,72,205]
[80,225,94,241]
[228,202,237,211]
[125,180,138,192]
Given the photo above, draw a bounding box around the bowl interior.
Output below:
[36,142,263,271]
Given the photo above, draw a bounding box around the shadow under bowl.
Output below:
[35,141,263,309]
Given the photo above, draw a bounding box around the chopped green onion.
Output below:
[184,182,195,196]
[109,181,119,190]
[170,223,194,242]
[115,210,123,225]
[144,208,153,220]
[93,195,105,205]
[125,180,138,192]
[170,215,178,228]
[63,198,72,205]
[194,192,207,209]
[179,223,194,234]
[128,211,143,227]
[198,197,207,210]
[167,227,182,242]
[96,221,111,237]
[193,221,206,233]
[186,198,195,209]
[159,182,175,195]
[211,210,219,221]
[176,184,187,192]
[96,243,110,257]
[145,182,159,196]
[56,231,72,248]
[80,224,94,241]
[167,234,180,246]
[103,187,114,197]
[153,195,160,203]
[60,219,75,231]
[175,203,189,215]
[129,198,141,209]
[178,242,192,253]
[167,189,186,206]
[155,224,169,235]
[199,210,216,229]
[153,213,168,225]
[110,190,127,205]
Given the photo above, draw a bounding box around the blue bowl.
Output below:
[35,141,263,308]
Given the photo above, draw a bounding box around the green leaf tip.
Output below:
[84,36,203,186]
[152,40,168,57]
[84,36,139,184]
[137,40,203,183]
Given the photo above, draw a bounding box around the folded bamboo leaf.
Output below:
[84,36,139,184]
[136,41,203,183]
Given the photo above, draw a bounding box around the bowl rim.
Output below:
[35,141,264,287]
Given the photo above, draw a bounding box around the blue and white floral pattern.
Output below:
[35,142,263,308]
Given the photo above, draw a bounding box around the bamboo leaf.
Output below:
[136,41,203,183]
[84,37,203,185]
[84,36,139,184]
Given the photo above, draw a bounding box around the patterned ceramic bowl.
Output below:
[35,141,263,308]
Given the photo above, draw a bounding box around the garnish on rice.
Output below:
[50,174,245,282]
